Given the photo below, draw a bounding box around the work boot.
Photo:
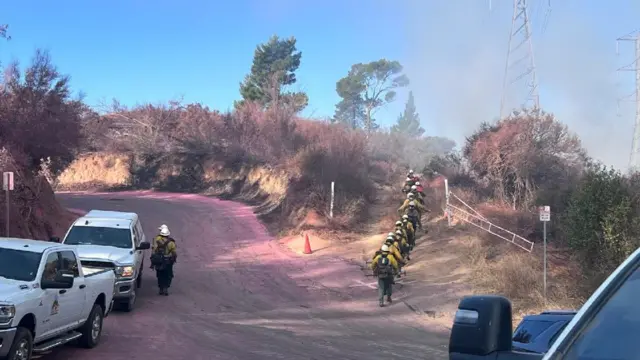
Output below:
[158,288,164,295]
[379,301,384,307]
[163,288,169,296]
[387,296,392,303]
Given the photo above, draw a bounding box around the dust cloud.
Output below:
[401,0,640,170]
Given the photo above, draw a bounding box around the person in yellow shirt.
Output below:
[398,193,426,215]
[376,235,404,269]
[394,229,410,260]
[371,244,399,307]
[394,221,408,243]
[151,224,177,296]
[402,215,415,249]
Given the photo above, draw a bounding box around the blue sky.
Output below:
[2,0,640,169]
[1,0,408,121]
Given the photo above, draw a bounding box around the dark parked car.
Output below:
[512,310,576,354]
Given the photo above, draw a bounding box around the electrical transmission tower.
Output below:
[499,0,540,119]
[616,30,640,171]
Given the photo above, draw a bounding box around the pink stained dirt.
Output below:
[43,191,448,360]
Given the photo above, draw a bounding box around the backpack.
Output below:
[150,237,175,267]
[376,254,393,278]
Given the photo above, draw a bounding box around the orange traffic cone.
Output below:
[303,234,312,254]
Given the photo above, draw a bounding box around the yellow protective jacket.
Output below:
[371,252,399,273]
[379,242,403,265]
[393,236,408,252]
[398,199,426,214]
[153,235,177,258]
[395,226,407,241]
[404,221,415,237]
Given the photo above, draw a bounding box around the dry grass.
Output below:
[461,234,584,322]
[57,152,131,190]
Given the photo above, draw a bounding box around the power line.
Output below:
[499,0,541,119]
[616,30,640,171]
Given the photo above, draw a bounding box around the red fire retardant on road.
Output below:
[45,191,448,360]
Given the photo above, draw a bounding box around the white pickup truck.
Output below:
[0,238,115,360]
[60,210,150,312]
[449,244,640,360]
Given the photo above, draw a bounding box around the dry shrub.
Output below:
[0,49,83,240]
[0,148,73,239]
[463,108,586,210]
[72,101,382,232]
[0,49,84,172]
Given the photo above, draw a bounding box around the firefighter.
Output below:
[150,224,177,295]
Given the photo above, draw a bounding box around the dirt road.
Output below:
[47,191,449,360]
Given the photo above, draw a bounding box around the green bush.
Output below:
[563,164,640,288]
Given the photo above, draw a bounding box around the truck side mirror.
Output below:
[449,295,513,359]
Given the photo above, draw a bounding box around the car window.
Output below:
[513,320,554,344]
[132,225,140,246]
[42,252,60,281]
[0,248,43,281]
[564,265,640,359]
[64,226,133,249]
[136,221,145,242]
[60,251,80,277]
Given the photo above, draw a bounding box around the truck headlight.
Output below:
[0,304,15,323]
[115,265,135,278]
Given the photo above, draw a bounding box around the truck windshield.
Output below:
[0,248,43,281]
[64,226,133,249]
[563,263,640,359]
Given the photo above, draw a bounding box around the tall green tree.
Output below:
[391,91,424,137]
[332,71,366,129]
[333,59,409,134]
[238,35,308,112]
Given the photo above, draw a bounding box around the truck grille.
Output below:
[80,260,115,269]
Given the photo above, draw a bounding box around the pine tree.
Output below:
[391,91,424,137]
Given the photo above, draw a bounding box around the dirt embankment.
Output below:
[56,152,338,234]
[0,149,76,240]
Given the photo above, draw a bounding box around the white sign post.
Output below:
[539,205,551,301]
[3,172,14,237]
[329,181,335,218]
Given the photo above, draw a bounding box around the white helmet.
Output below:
[388,232,395,237]
[395,229,402,234]
[159,224,170,236]
[408,193,415,198]
[415,182,420,186]
[409,169,414,174]
[409,201,416,206]
[381,244,390,252]
[411,185,417,190]
[395,220,402,226]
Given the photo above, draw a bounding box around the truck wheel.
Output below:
[79,303,104,348]
[3,327,33,360]
[122,288,136,312]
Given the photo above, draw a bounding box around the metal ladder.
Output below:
[446,202,534,252]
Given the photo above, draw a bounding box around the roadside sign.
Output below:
[2,172,13,191]
[539,206,550,222]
